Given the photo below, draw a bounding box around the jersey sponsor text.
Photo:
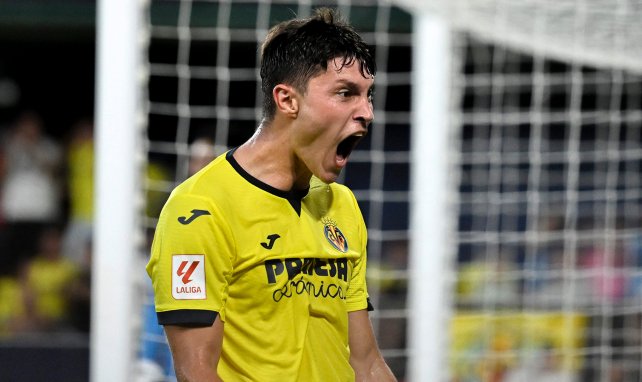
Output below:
[264,257,348,284]
[264,257,349,303]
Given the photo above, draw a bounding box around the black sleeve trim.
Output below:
[157,310,218,327]
[367,298,374,312]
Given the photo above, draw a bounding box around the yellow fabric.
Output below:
[146,162,171,219]
[67,140,94,221]
[26,257,78,320]
[147,151,369,381]
[0,277,25,336]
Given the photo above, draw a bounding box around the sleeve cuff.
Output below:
[367,297,374,311]
[157,309,218,327]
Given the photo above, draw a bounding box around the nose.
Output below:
[354,96,374,127]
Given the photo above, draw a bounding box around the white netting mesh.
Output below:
[439,0,642,378]
[449,34,642,380]
[393,0,642,74]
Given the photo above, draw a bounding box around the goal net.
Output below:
[447,37,642,382]
[122,0,642,381]
[403,0,642,381]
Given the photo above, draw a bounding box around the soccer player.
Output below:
[146,8,397,381]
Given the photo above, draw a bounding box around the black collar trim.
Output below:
[226,148,308,215]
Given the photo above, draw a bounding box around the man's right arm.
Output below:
[164,316,224,382]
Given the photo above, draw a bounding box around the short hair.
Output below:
[259,8,376,121]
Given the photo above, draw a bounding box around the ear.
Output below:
[273,84,299,118]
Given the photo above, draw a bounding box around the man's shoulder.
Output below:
[174,152,234,196]
[157,154,234,216]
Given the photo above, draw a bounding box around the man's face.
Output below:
[291,58,374,184]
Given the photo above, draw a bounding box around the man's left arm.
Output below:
[348,309,397,381]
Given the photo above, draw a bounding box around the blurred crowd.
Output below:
[0,109,221,340]
[452,214,642,382]
[0,110,93,337]
[455,214,642,310]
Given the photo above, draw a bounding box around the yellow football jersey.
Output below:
[146,149,370,381]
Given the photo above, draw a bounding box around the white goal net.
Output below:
[447,36,642,382]
[406,1,642,381]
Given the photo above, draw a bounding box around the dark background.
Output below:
[0,0,96,137]
[0,2,95,380]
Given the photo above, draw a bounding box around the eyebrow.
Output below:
[336,79,375,94]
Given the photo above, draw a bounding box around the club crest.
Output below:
[322,217,348,253]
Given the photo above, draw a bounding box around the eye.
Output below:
[338,89,350,98]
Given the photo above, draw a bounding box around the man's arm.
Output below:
[348,309,397,381]
[164,316,224,382]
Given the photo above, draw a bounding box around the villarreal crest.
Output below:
[322,217,348,253]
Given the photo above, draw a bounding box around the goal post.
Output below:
[92,0,146,381]
[407,9,453,382]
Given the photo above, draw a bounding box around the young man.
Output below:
[146,8,397,381]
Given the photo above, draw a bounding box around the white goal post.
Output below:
[92,0,146,381]
[407,10,453,382]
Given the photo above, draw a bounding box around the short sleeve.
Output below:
[146,192,235,326]
[344,190,370,312]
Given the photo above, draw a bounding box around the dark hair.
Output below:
[259,8,376,121]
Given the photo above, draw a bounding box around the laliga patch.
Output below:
[172,255,206,300]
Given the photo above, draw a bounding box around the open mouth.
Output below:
[336,134,364,161]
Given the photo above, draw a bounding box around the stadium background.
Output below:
[0,1,641,382]
[0,2,94,381]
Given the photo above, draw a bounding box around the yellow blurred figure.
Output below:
[63,119,94,269]
[67,120,94,222]
[0,276,26,336]
[22,228,79,330]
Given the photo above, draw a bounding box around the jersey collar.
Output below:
[226,148,309,215]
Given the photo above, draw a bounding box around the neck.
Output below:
[233,119,311,191]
